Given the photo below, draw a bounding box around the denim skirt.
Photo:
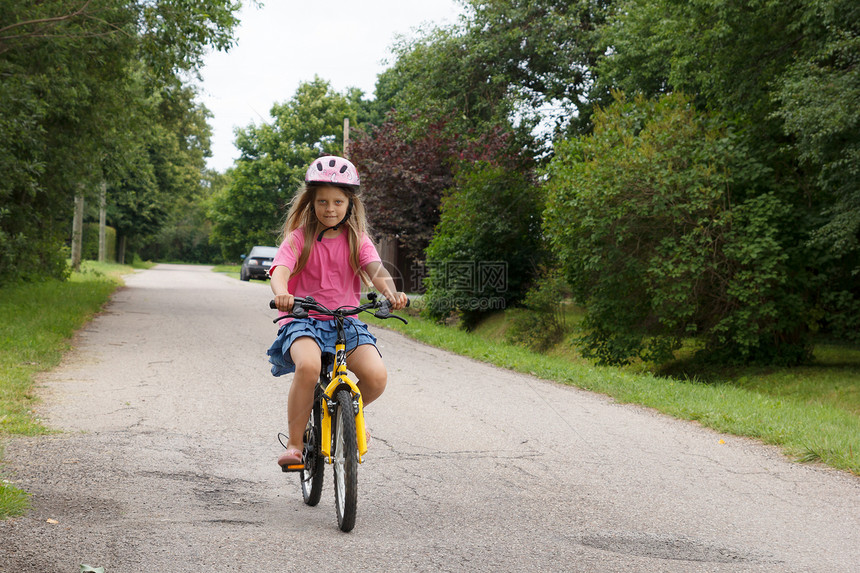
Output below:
[266,317,378,377]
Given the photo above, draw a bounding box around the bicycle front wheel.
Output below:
[332,388,358,532]
[300,397,324,506]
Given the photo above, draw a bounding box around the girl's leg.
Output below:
[346,344,387,406]
[286,336,321,451]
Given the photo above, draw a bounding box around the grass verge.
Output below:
[212,264,240,280]
[367,304,860,476]
[0,260,142,519]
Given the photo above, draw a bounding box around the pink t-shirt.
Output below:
[269,228,381,321]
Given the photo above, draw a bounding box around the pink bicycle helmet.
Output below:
[305,155,360,189]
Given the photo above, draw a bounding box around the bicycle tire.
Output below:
[300,396,325,506]
[332,388,358,532]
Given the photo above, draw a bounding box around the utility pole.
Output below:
[71,190,84,271]
[98,181,106,262]
[343,117,350,159]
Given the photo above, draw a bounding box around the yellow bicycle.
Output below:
[270,293,408,532]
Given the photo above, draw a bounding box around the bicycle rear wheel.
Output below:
[300,396,325,506]
[332,388,358,532]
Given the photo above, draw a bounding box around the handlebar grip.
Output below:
[270,296,311,313]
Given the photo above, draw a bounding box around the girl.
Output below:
[267,155,407,468]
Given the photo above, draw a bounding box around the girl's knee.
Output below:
[291,352,320,381]
[361,362,388,395]
[375,364,388,386]
[348,348,387,400]
[367,370,387,390]
[293,356,320,380]
[290,337,321,380]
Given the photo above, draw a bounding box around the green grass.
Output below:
[367,303,860,475]
[212,264,240,280]
[0,473,29,519]
[0,260,141,519]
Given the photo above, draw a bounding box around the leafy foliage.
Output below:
[545,93,811,365]
[423,162,545,328]
[110,82,217,260]
[351,114,521,266]
[773,0,860,292]
[462,0,613,137]
[595,0,860,353]
[138,170,227,263]
[376,0,612,144]
[505,267,570,352]
[0,0,240,281]
[375,26,512,133]
[208,78,367,259]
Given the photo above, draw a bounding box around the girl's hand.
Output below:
[386,291,408,311]
[273,293,295,313]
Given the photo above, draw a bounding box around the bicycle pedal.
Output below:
[281,463,305,472]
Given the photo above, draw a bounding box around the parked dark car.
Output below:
[239,246,278,281]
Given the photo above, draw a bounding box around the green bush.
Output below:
[138,200,220,263]
[505,267,569,352]
[423,162,545,328]
[544,92,812,366]
[82,223,116,262]
[0,206,70,286]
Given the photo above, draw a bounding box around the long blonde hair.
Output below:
[281,183,372,285]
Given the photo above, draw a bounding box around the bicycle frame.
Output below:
[272,294,407,531]
[271,294,405,466]
[318,324,369,463]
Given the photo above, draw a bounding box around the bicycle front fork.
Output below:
[320,378,368,462]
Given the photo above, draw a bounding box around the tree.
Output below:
[350,115,460,268]
[599,0,804,123]
[208,78,367,259]
[125,84,217,262]
[139,169,225,263]
[360,0,594,303]
[582,0,860,354]
[773,1,860,341]
[1,0,137,281]
[423,162,545,327]
[350,113,523,270]
[0,0,240,282]
[376,0,613,146]
[460,0,613,137]
[545,93,811,365]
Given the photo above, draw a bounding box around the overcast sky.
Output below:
[196,0,465,172]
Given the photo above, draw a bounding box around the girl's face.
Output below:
[313,185,350,228]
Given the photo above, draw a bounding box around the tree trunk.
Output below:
[98,181,107,263]
[117,235,126,265]
[71,192,84,271]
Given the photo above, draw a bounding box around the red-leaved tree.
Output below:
[351,113,519,268]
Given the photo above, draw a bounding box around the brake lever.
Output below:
[269,298,311,322]
[373,302,409,324]
[291,306,309,319]
[373,305,390,319]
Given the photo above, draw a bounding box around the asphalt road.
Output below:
[1,264,858,572]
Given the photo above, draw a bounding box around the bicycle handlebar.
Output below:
[269,293,409,324]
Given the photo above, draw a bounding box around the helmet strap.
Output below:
[316,199,354,242]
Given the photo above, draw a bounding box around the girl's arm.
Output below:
[270,265,295,312]
[364,261,408,310]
